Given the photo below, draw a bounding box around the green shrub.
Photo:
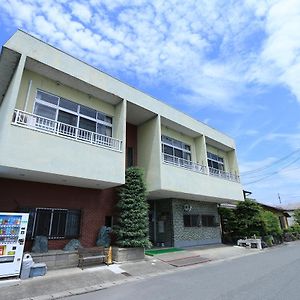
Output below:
[264,235,274,247]
[293,209,300,225]
[114,167,151,248]
[261,211,282,238]
[219,200,286,244]
[234,199,266,238]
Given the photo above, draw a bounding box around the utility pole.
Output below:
[278,193,282,205]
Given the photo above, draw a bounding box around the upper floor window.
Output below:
[33,90,113,137]
[161,135,191,161]
[207,152,224,171]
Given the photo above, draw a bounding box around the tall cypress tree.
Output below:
[115,167,151,248]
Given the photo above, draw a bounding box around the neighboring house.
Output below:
[0,30,244,250]
[287,211,295,227]
[259,203,290,230]
[279,202,300,227]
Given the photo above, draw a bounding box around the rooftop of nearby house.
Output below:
[220,200,291,217]
[259,203,290,217]
[278,202,300,211]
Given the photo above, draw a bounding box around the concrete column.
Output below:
[0,54,26,136]
[137,115,161,191]
[194,135,207,167]
[228,149,240,174]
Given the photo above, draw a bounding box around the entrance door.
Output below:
[148,200,173,247]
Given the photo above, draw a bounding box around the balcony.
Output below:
[12,109,122,152]
[208,167,240,183]
[161,153,240,183]
[162,153,207,175]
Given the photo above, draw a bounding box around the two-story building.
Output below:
[0,30,244,250]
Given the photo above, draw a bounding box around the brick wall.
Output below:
[0,178,118,250]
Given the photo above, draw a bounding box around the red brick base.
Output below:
[0,178,118,250]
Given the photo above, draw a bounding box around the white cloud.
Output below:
[239,156,277,174]
[248,0,300,103]
[265,133,300,150]
[0,0,300,111]
[279,167,300,183]
[70,2,92,23]
[244,129,259,136]
[240,153,300,205]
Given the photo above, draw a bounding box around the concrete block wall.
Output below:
[31,250,79,270]
[112,247,145,262]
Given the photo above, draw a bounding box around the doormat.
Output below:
[145,248,184,256]
[162,255,211,267]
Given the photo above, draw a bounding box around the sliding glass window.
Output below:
[33,90,113,137]
[161,135,192,164]
[207,152,224,171]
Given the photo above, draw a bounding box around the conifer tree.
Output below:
[115,167,151,248]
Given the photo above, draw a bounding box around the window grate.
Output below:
[20,207,81,240]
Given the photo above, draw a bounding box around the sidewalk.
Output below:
[0,244,262,300]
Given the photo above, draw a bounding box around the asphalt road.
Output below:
[68,241,300,300]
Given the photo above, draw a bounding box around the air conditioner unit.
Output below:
[183,204,192,212]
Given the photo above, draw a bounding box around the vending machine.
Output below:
[0,212,29,278]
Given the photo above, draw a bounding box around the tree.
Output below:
[218,207,238,243]
[293,209,300,225]
[219,199,287,244]
[115,167,151,248]
[234,199,266,238]
[261,211,282,237]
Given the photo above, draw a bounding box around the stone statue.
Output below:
[63,239,82,251]
[96,226,112,247]
[31,236,48,253]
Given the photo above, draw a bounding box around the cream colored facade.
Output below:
[0,30,244,203]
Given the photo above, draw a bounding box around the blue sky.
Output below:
[1,0,300,207]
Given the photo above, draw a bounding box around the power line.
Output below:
[241,148,300,176]
[242,161,300,180]
[243,156,300,185]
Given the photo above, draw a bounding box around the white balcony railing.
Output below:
[12,109,122,152]
[162,153,240,183]
[209,167,240,183]
[162,153,207,175]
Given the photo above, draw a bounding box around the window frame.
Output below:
[20,207,81,240]
[183,214,200,227]
[201,215,215,227]
[33,89,113,137]
[207,152,225,171]
[161,135,192,162]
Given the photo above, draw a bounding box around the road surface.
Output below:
[68,241,300,300]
